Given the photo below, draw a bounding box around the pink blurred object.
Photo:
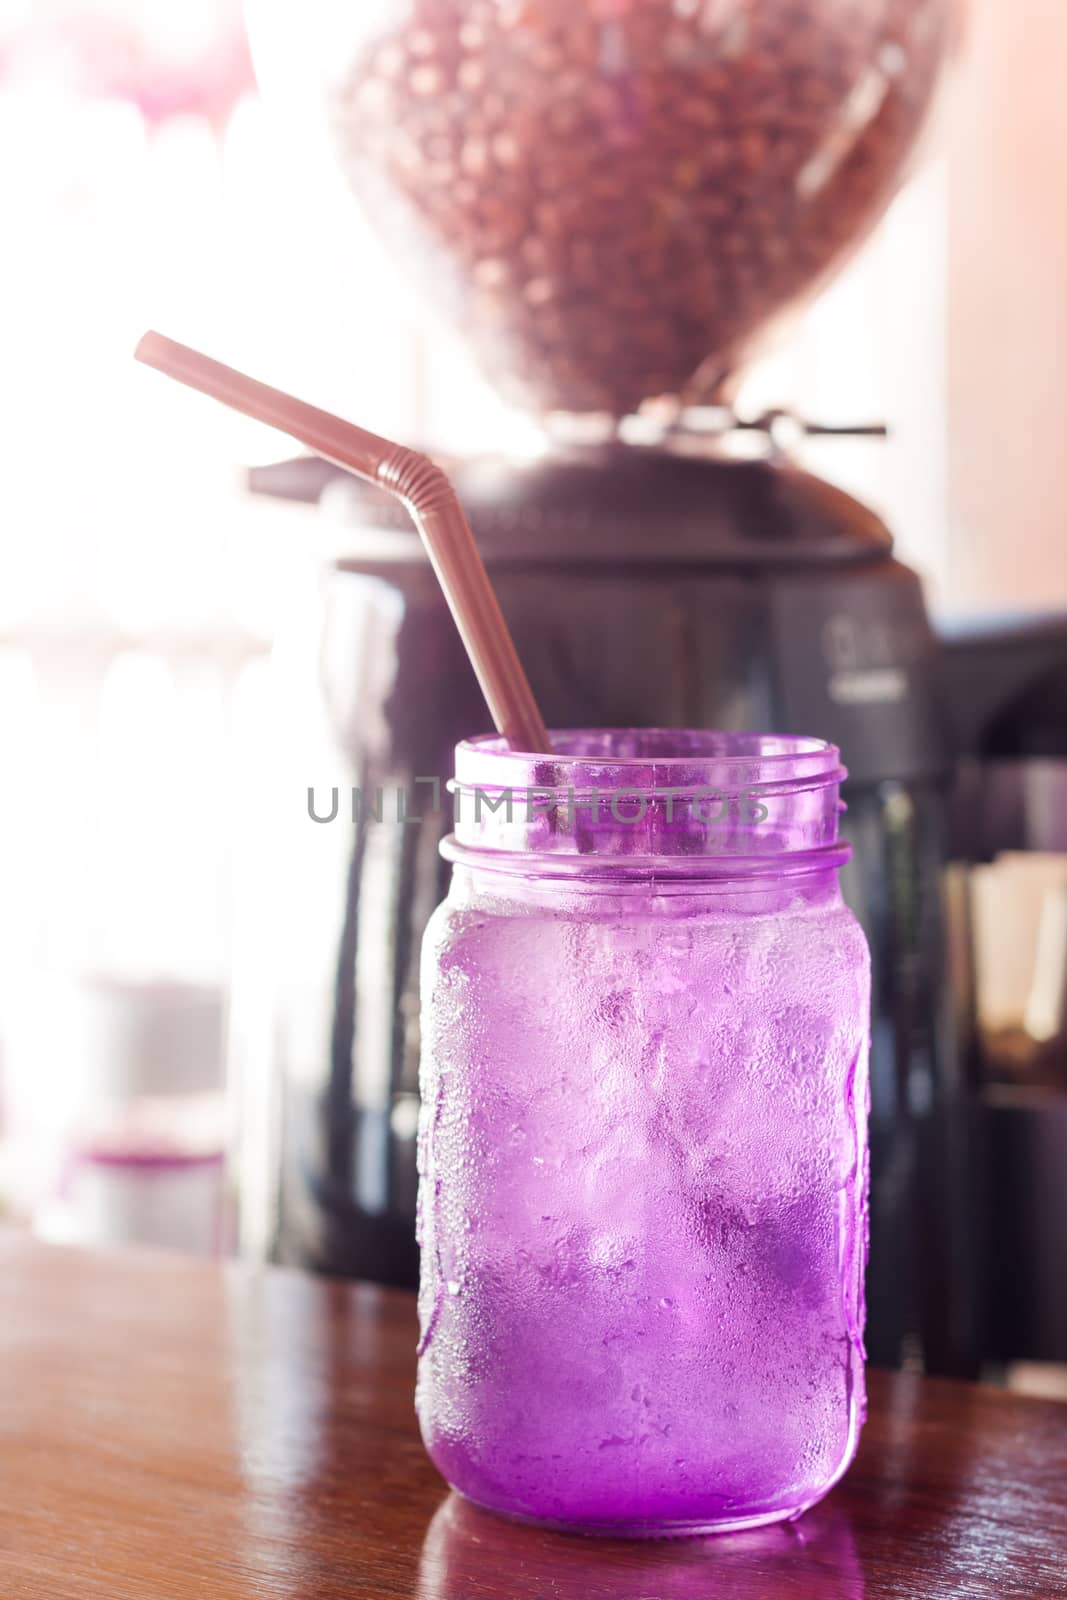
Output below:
[0,0,254,123]
[3,973,229,1255]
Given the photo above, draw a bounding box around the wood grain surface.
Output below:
[0,1233,1064,1599]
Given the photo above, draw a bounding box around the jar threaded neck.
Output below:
[447,729,848,880]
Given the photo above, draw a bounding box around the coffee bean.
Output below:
[333,0,947,414]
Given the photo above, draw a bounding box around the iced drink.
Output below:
[417,730,869,1535]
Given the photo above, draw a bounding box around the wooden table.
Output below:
[1,1235,1064,1599]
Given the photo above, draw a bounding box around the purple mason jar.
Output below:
[417,730,870,1536]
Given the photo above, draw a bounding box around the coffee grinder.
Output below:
[245,0,968,1371]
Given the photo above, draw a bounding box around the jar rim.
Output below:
[453,729,845,798]
[457,728,838,770]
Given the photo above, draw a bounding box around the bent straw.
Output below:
[134,331,551,755]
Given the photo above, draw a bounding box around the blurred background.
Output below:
[0,0,1064,1393]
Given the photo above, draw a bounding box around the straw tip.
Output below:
[133,330,168,368]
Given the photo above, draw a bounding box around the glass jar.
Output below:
[247,0,949,415]
[417,729,870,1535]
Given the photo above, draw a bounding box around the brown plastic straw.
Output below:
[134,331,551,755]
